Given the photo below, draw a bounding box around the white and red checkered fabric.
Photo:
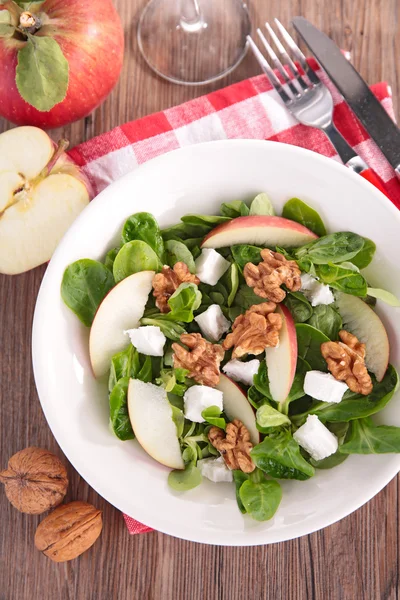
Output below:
[68,65,400,534]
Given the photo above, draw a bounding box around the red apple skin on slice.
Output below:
[335,293,390,382]
[201,216,318,249]
[89,271,155,378]
[265,305,298,404]
[216,374,260,444]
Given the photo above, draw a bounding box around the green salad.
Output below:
[61,194,400,522]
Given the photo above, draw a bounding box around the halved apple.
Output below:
[201,215,318,249]
[265,305,298,403]
[335,293,389,382]
[128,379,184,469]
[89,270,155,378]
[0,126,91,275]
[216,374,259,444]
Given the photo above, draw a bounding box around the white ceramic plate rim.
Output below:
[32,140,400,545]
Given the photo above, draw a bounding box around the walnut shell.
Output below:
[0,447,68,514]
[35,501,102,562]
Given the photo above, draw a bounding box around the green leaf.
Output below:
[316,263,367,296]
[171,405,185,438]
[141,316,186,341]
[233,470,249,514]
[231,245,262,269]
[220,200,249,218]
[350,238,376,269]
[162,222,211,242]
[251,430,315,480]
[61,259,114,327]
[282,198,326,236]
[233,283,266,310]
[295,232,365,265]
[309,450,348,469]
[256,404,290,428]
[340,417,400,454]
[0,9,15,38]
[249,193,275,216]
[239,478,282,521]
[366,288,400,307]
[220,263,239,307]
[168,464,202,491]
[16,35,69,111]
[247,385,269,410]
[284,291,313,323]
[306,304,342,340]
[165,282,202,322]
[165,239,196,273]
[201,406,226,429]
[108,345,140,392]
[109,377,134,441]
[113,240,161,282]
[121,213,165,260]
[295,323,330,371]
[156,368,192,396]
[104,247,120,272]
[181,214,231,228]
[308,365,399,423]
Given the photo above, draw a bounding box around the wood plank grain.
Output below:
[0,1,399,599]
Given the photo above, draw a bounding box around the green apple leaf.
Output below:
[0,9,15,37]
[16,34,69,111]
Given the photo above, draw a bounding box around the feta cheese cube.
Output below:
[300,272,317,291]
[183,385,223,423]
[300,273,334,307]
[125,326,166,356]
[293,415,338,461]
[223,358,260,387]
[194,304,230,342]
[197,456,233,483]
[195,249,230,285]
[304,370,348,404]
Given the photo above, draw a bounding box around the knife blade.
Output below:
[292,16,400,179]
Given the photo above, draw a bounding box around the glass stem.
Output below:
[180,0,204,32]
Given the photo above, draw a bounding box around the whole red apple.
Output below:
[0,0,124,129]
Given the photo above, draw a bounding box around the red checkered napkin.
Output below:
[68,66,400,535]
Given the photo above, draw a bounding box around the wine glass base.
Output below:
[137,0,252,86]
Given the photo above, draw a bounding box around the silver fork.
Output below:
[247,20,387,193]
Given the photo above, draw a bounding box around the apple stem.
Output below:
[19,11,42,35]
[42,139,70,177]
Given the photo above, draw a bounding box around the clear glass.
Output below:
[137,0,252,85]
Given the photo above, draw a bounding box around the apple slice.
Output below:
[89,270,155,378]
[201,215,318,249]
[128,379,184,469]
[216,374,259,444]
[265,305,298,403]
[0,126,91,275]
[335,293,389,382]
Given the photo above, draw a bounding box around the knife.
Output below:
[292,16,400,180]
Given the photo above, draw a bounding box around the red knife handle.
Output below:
[359,168,388,197]
[346,157,389,198]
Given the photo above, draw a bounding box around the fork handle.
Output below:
[323,123,389,197]
[323,122,355,164]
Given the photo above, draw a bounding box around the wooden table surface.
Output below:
[1,1,399,599]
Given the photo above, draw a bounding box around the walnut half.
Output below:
[244,249,301,303]
[208,420,255,473]
[152,263,200,313]
[321,330,373,395]
[222,302,282,358]
[172,333,225,387]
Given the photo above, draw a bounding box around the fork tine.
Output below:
[265,22,308,91]
[247,35,292,104]
[274,18,320,86]
[257,29,301,99]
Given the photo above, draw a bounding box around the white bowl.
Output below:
[32,140,400,545]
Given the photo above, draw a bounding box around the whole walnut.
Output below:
[0,447,68,514]
[35,501,102,562]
